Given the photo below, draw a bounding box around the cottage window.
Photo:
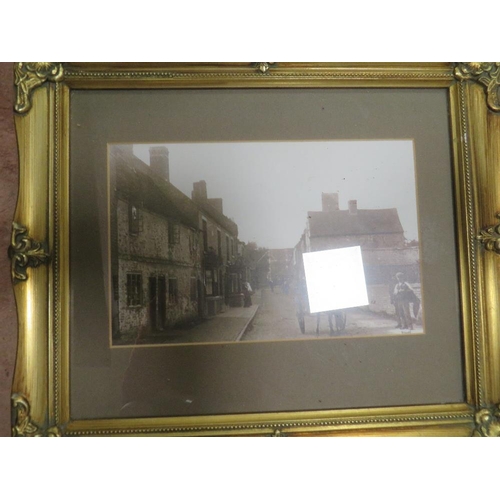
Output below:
[205,270,213,296]
[126,273,142,307]
[168,221,180,245]
[129,204,141,235]
[217,229,222,256]
[189,230,197,256]
[168,278,178,303]
[202,219,208,252]
[226,234,230,261]
[213,269,219,296]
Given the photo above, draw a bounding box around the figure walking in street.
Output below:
[243,281,253,307]
[393,272,416,331]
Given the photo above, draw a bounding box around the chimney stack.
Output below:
[322,192,339,212]
[192,180,208,202]
[348,199,358,215]
[149,146,170,181]
[208,198,223,214]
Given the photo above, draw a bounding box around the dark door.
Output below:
[219,270,224,299]
[197,278,204,318]
[225,272,230,305]
[158,276,166,330]
[149,277,157,330]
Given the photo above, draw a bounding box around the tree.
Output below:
[242,242,269,289]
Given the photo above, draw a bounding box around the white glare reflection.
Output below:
[303,246,369,314]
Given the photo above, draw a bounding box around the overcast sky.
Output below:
[133,141,418,249]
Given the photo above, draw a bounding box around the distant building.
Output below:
[295,193,420,313]
[297,193,419,284]
[268,248,294,286]
[240,243,269,291]
[110,145,246,342]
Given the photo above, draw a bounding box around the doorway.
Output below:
[149,275,167,331]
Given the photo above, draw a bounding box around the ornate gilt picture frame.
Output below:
[10,62,500,436]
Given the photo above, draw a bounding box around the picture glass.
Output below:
[70,88,464,419]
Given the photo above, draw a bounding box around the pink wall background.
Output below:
[0,63,18,437]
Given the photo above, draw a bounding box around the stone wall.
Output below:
[116,199,200,338]
[118,259,199,337]
[117,198,200,265]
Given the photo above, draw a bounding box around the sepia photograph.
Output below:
[109,140,423,346]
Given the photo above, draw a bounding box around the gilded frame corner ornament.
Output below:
[477,214,500,255]
[8,222,50,284]
[14,62,64,114]
[474,405,500,437]
[11,394,61,437]
[454,62,500,112]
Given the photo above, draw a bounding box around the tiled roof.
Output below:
[195,199,238,237]
[112,148,199,228]
[111,146,238,236]
[308,208,404,237]
[117,163,200,228]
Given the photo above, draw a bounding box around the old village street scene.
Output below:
[110,142,423,346]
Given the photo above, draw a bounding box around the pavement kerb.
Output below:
[235,304,260,341]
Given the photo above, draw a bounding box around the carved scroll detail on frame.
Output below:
[454,63,500,112]
[477,214,500,255]
[12,394,61,437]
[474,405,500,436]
[14,62,64,114]
[8,222,50,283]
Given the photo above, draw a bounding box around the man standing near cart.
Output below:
[393,272,416,332]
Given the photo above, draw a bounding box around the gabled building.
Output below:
[307,194,405,251]
[110,145,202,341]
[268,248,294,287]
[298,193,419,285]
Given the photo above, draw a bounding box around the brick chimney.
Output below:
[192,180,208,202]
[348,199,358,214]
[322,192,339,212]
[208,198,223,214]
[149,146,169,181]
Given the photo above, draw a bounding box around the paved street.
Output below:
[241,288,423,342]
[126,293,261,345]
[118,287,422,346]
